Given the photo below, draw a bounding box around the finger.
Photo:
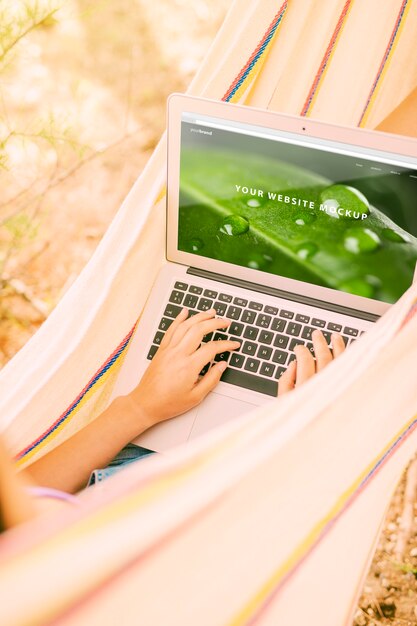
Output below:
[193,339,241,369]
[312,330,333,371]
[294,345,316,385]
[178,317,232,354]
[160,307,189,348]
[278,360,297,395]
[168,308,217,347]
[331,333,346,358]
[193,361,227,400]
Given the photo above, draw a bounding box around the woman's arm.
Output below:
[27,308,240,493]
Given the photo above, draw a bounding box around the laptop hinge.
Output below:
[187,267,380,322]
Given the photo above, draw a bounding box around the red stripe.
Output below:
[222,2,287,101]
[300,0,353,117]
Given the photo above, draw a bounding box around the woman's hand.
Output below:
[128,308,240,428]
[278,330,346,395]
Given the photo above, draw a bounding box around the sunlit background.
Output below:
[0,0,230,365]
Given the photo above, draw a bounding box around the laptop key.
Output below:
[243,326,259,340]
[279,309,294,319]
[241,310,256,324]
[322,331,332,344]
[202,332,213,342]
[275,366,286,380]
[199,362,210,376]
[256,313,272,328]
[147,344,159,360]
[260,362,275,377]
[264,305,278,315]
[189,285,203,294]
[174,281,188,291]
[213,333,227,341]
[342,336,349,346]
[295,313,310,324]
[214,351,230,363]
[169,290,185,305]
[183,294,198,309]
[164,303,182,318]
[213,301,227,316]
[245,358,260,373]
[274,334,289,349]
[229,336,243,349]
[344,326,359,337]
[245,357,261,374]
[159,317,173,331]
[327,322,342,332]
[229,322,244,336]
[204,289,218,299]
[234,297,248,307]
[272,349,288,364]
[289,338,305,351]
[220,368,278,397]
[153,331,165,345]
[230,353,245,368]
[249,301,263,311]
[199,363,210,376]
[242,341,257,356]
[305,342,315,355]
[197,298,214,311]
[219,293,232,303]
[259,330,274,345]
[288,353,296,364]
[311,318,326,328]
[226,305,242,320]
[257,345,272,360]
[301,326,314,340]
[271,318,286,332]
[287,322,302,336]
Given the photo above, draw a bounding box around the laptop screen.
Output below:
[178,112,417,304]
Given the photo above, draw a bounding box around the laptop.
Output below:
[112,93,417,452]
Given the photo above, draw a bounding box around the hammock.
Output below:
[1,0,417,624]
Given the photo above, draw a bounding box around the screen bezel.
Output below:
[167,93,417,317]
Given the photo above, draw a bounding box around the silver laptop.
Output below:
[112,93,417,452]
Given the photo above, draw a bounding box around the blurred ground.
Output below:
[1,2,417,624]
[0,0,230,363]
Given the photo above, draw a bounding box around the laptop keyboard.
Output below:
[147,281,362,397]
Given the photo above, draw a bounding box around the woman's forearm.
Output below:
[26,396,150,494]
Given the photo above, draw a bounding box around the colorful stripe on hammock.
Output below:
[15,323,137,462]
[300,0,354,118]
[358,0,411,128]
[222,1,288,103]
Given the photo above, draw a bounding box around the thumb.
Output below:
[194,361,227,399]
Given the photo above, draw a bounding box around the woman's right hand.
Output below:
[128,308,240,429]
[278,330,346,395]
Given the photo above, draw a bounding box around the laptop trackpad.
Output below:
[189,392,256,440]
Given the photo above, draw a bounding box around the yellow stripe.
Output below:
[359,0,411,128]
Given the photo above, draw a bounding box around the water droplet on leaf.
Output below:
[220,215,249,236]
[247,253,272,270]
[294,212,316,226]
[296,242,318,259]
[382,228,410,243]
[320,184,370,220]
[247,199,261,208]
[344,228,381,254]
[188,238,203,252]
